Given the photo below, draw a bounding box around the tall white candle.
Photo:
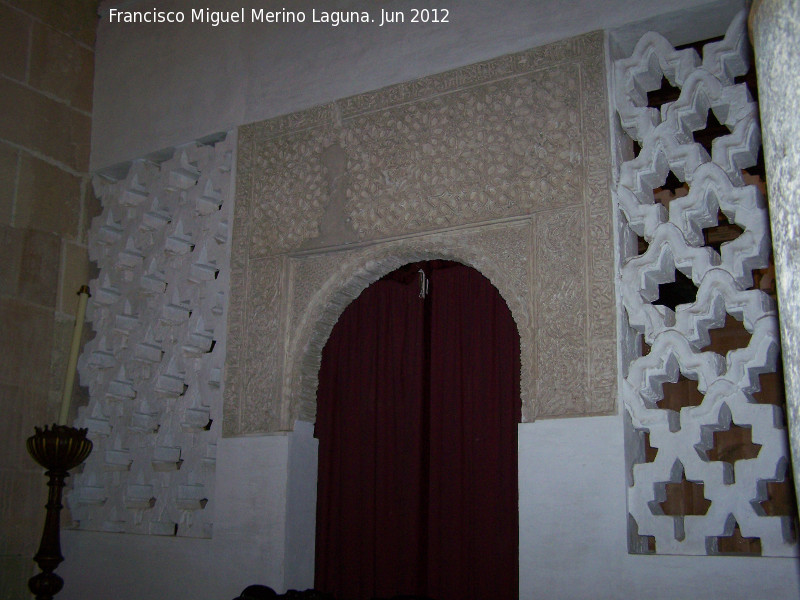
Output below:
[58,286,91,425]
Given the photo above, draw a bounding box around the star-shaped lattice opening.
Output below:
[658,473,711,517]
[628,513,657,554]
[706,422,762,483]
[650,462,712,542]
[712,518,762,555]
[755,458,798,520]
[637,234,649,257]
[760,478,798,520]
[641,335,651,357]
[750,459,799,544]
[642,429,658,463]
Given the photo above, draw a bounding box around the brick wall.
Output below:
[0,1,98,596]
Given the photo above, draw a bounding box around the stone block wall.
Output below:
[0,1,98,595]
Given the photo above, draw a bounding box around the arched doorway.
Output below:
[314,260,520,600]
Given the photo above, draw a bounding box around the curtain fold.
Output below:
[426,263,520,600]
[315,262,519,600]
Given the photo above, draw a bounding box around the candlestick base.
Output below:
[26,425,92,600]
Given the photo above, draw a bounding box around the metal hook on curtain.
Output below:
[418,269,429,299]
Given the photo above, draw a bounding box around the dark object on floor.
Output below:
[235,585,277,599]
[233,587,435,600]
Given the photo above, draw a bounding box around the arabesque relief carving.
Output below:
[227,30,615,434]
[343,64,582,241]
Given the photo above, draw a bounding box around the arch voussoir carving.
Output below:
[284,223,534,428]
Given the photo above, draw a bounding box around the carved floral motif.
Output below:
[343,65,582,241]
[227,31,615,433]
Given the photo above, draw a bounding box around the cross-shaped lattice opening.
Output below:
[701,312,751,357]
[659,373,704,412]
[646,75,682,110]
[653,269,698,311]
[653,176,689,206]
[702,209,744,254]
[630,140,689,207]
[751,251,777,297]
[691,108,727,157]
[637,234,649,257]
[748,209,777,300]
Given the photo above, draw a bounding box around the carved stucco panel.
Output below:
[239,255,285,434]
[283,222,533,428]
[288,251,355,339]
[242,104,343,258]
[589,337,618,414]
[248,130,329,256]
[579,46,616,414]
[581,52,616,345]
[343,65,582,242]
[533,206,589,417]
[224,30,616,435]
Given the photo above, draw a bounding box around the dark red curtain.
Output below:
[315,262,520,600]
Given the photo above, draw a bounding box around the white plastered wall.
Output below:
[91,0,749,172]
[62,417,800,599]
[58,1,800,598]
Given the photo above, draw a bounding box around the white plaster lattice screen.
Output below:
[615,12,797,555]
[69,136,234,537]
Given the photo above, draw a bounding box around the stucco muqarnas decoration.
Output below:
[226,31,616,435]
[614,12,796,556]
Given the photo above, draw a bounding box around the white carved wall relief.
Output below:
[71,137,234,538]
[227,31,616,435]
[614,12,797,556]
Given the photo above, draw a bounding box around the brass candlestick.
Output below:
[27,425,92,600]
